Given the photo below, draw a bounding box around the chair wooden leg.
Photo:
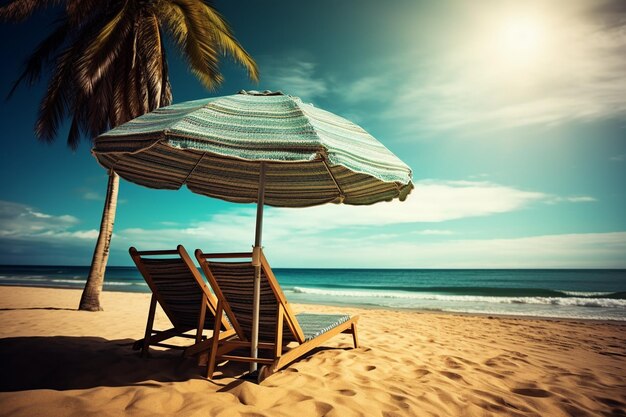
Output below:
[195,297,208,345]
[141,295,158,357]
[273,304,284,359]
[351,322,359,348]
[206,300,224,379]
[195,298,208,366]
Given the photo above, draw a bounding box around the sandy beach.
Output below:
[0,286,625,417]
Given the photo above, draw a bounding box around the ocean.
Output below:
[1,266,625,321]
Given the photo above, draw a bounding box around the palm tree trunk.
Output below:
[79,170,120,311]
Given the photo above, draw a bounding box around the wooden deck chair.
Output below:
[129,245,235,358]
[194,249,359,382]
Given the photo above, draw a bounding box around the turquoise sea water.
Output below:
[1,266,625,321]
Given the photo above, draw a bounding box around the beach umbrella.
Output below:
[92,90,414,373]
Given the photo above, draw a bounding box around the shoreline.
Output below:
[2,283,624,324]
[1,286,625,416]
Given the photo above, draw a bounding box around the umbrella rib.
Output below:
[183,152,207,185]
[321,157,345,203]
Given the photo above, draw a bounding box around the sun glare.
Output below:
[495,15,547,65]
[459,7,562,98]
[502,18,543,53]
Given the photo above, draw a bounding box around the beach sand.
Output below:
[0,286,624,417]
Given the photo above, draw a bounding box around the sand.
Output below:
[0,286,625,417]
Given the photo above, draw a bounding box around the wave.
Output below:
[290,284,626,299]
[0,276,145,287]
[561,290,620,297]
[50,279,145,287]
[289,287,626,308]
[50,279,85,284]
[0,275,48,282]
[106,281,147,287]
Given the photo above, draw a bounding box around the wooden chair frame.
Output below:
[195,248,359,382]
[129,245,236,358]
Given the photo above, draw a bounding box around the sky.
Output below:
[0,0,625,268]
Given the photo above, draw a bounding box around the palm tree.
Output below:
[1,0,258,311]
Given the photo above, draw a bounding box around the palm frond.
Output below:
[160,35,173,106]
[66,114,81,150]
[35,47,75,142]
[0,0,60,22]
[10,0,255,148]
[115,37,143,125]
[111,56,129,127]
[84,72,113,137]
[134,47,149,117]
[65,0,103,26]
[137,13,163,109]
[125,44,141,121]
[202,4,258,82]
[156,2,187,46]
[75,2,133,94]
[159,0,222,89]
[8,18,70,98]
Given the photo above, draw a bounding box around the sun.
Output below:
[495,15,548,65]
[460,8,558,96]
[502,18,543,53]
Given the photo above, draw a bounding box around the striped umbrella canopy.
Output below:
[93,90,413,206]
[92,90,413,375]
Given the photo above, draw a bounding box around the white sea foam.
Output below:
[290,287,626,308]
[0,275,48,282]
[49,279,89,285]
[0,276,145,287]
[49,279,143,286]
[106,281,147,286]
[561,291,615,297]
[442,308,626,321]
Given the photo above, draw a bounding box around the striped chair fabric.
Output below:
[208,261,295,342]
[296,313,351,341]
[139,257,219,331]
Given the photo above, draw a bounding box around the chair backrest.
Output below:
[129,245,228,331]
[195,249,305,344]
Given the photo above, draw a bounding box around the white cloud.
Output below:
[120,221,626,268]
[29,211,52,219]
[42,230,100,239]
[260,56,328,100]
[342,76,393,103]
[0,201,101,264]
[159,221,180,227]
[468,173,490,180]
[0,201,95,241]
[564,196,596,203]
[259,180,548,233]
[414,229,454,235]
[268,231,626,268]
[82,191,102,201]
[117,180,548,248]
[113,180,596,260]
[546,195,597,204]
[610,154,626,162]
[74,186,104,201]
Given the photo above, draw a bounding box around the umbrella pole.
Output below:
[250,162,266,374]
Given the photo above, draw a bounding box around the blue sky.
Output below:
[0,0,625,267]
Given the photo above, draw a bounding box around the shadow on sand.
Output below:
[0,336,351,392]
[0,336,207,392]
